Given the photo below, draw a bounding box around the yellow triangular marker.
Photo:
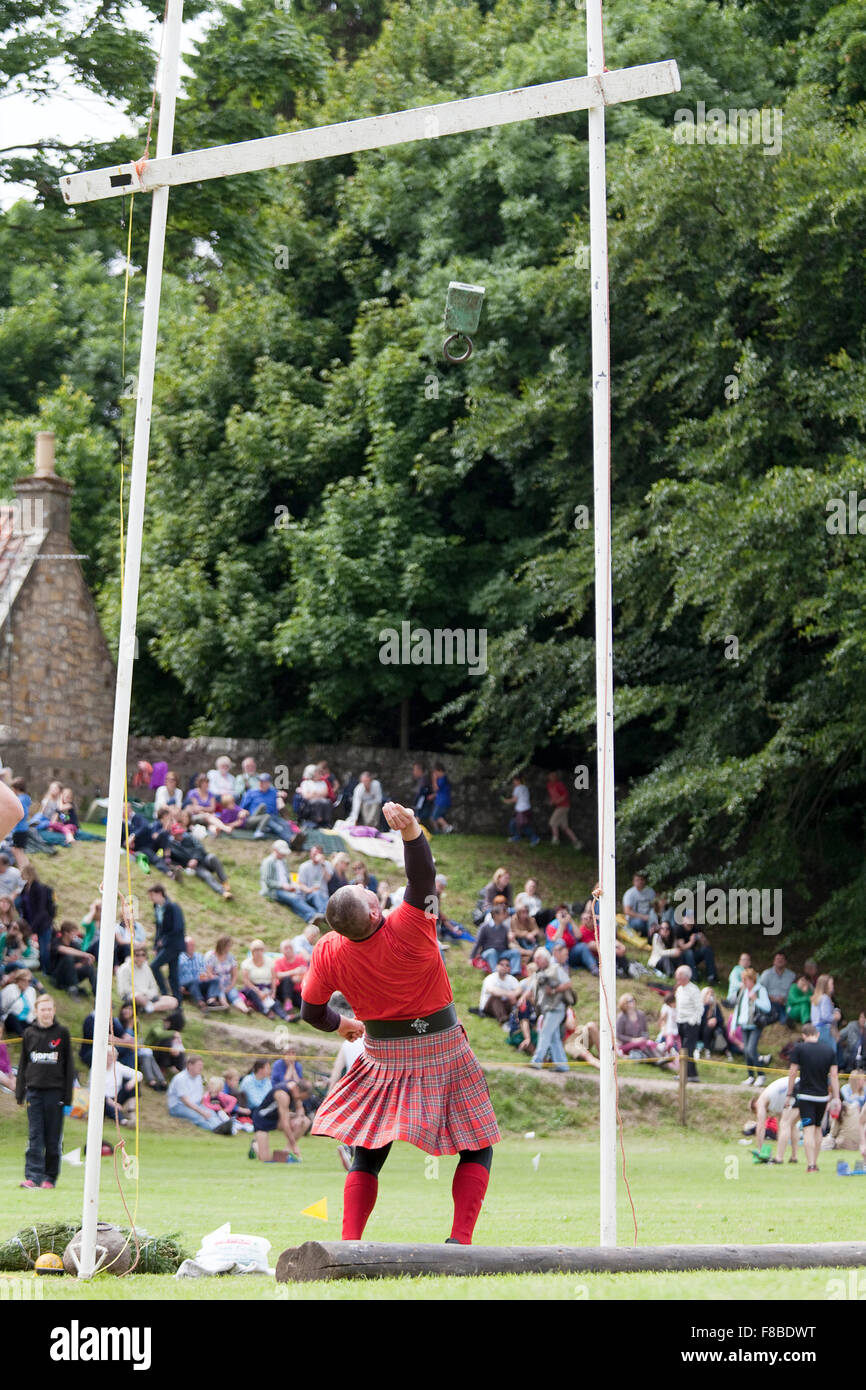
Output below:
[301,1197,328,1222]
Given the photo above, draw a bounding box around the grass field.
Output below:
[2,831,863,1301]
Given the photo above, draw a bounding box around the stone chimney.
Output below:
[14,431,73,538]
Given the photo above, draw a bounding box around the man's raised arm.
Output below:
[382,802,436,912]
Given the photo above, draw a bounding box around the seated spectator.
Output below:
[164,816,232,899]
[511,895,542,960]
[216,793,248,831]
[471,898,522,975]
[178,934,222,1010]
[167,1055,232,1133]
[327,852,351,895]
[260,840,320,923]
[841,1068,866,1109]
[234,757,261,800]
[38,780,63,821]
[786,973,814,1028]
[351,861,379,895]
[240,940,284,1019]
[430,762,453,835]
[648,921,688,978]
[698,987,728,1056]
[184,774,227,835]
[154,770,183,815]
[206,755,236,800]
[477,958,522,1030]
[0,894,22,937]
[116,945,178,1014]
[810,974,840,1046]
[726,951,752,1005]
[201,1076,244,1131]
[296,764,334,828]
[347,771,384,828]
[0,852,23,899]
[616,994,659,1057]
[121,802,172,874]
[803,958,820,988]
[296,845,333,915]
[654,892,677,928]
[0,1021,14,1090]
[480,867,513,914]
[80,1003,166,1087]
[675,911,717,984]
[291,923,321,963]
[222,1066,252,1117]
[1,925,39,975]
[545,904,599,976]
[242,773,298,840]
[318,761,342,808]
[272,938,308,1018]
[144,1019,186,1076]
[101,1046,142,1126]
[621,871,657,939]
[759,951,796,1024]
[203,935,250,1013]
[522,877,543,919]
[50,920,96,996]
[411,761,434,828]
[113,899,146,967]
[0,967,36,1037]
[45,786,82,843]
[838,1011,866,1073]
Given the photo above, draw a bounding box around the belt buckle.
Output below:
[410,1017,430,1034]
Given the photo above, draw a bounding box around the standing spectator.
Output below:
[545,771,579,848]
[732,966,772,1086]
[674,964,703,1082]
[15,992,73,1188]
[810,975,840,1046]
[783,1022,841,1173]
[167,1056,232,1133]
[203,936,250,1013]
[786,973,813,1027]
[759,952,796,1025]
[154,770,183,815]
[503,773,539,845]
[9,778,30,868]
[178,935,220,1010]
[726,951,752,1005]
[621,871,656,939]
[117,945,178,1014]
[529,947,572,1073]
[657,991,679,1055]
[477,958,522,1028]
[430,763,453,834]
[297,845,333,915]
[49,921,97,996]
[148,885,186,1004]
[17,864,55,974]
[838,1010,866,1073]
[347,771,384,828]
[259,840,320,922]
[471,899,522,975]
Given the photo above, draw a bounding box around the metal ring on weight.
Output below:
[443,332,473,363]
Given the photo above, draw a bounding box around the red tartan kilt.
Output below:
[312,1024,500,1155]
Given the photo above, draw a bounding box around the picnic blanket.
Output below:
[332,819,405,868]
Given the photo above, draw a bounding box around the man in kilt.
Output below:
[300,801,500,1243]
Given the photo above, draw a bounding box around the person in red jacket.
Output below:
[301,801,499,1244]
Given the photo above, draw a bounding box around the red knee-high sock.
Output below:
[342,1171,379,1240]
[450,1162,490,1245]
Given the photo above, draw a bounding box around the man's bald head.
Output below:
[325,884,382,941]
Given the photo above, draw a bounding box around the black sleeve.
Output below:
[403,832,436,911]
[300,999,341,1032]
[15,1031,29,1102]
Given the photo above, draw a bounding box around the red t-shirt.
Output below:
[547,779,569,808]
[301,900,452,1021]
[274,954,307,977]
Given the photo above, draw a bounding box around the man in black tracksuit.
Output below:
[15,993,74,1188]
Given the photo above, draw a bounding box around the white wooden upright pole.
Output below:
[77,0,184,1281]
[586,0,618,1249]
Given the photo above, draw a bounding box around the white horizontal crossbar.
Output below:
[60,59,680,204]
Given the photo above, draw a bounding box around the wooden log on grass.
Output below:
[275,1239,866,1283]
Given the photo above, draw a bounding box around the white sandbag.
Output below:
[195,1223,271,1271]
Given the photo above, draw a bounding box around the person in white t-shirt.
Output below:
[167,1055,230,1132]
[347,772,383,827]
[622,872,657,939]
[503,774,539,846]
[207,756,236,800]
[478,958,522,1028]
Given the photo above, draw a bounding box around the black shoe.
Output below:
[214,1120,233,1135]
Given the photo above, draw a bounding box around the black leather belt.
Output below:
[363,1003,458,1039]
